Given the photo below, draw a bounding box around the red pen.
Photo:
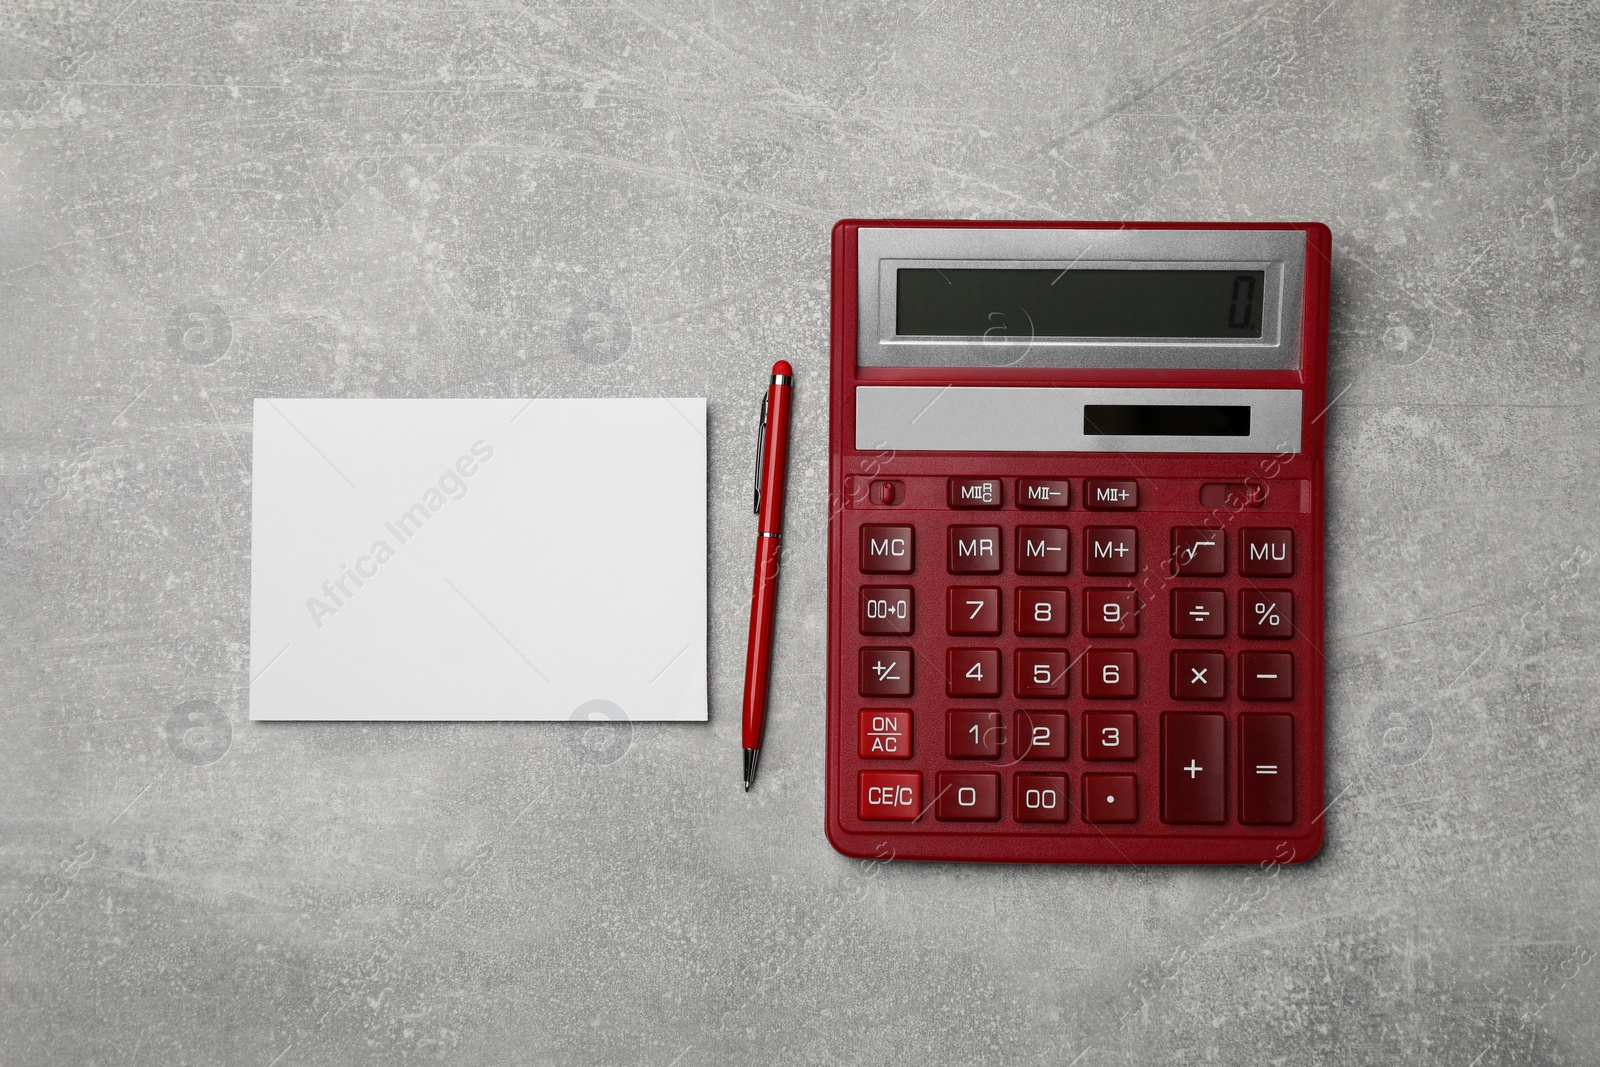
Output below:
[742,360,794,791]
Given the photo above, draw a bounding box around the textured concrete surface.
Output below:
[3,0,1598,1063]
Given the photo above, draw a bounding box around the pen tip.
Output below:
[743,748,760,791]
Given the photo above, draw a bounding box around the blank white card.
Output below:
[249,398,707,721]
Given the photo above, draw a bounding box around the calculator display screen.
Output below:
[1083,404,1252,437]
[896,268,1265,340]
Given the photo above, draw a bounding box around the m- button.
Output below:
[861,525,913,573]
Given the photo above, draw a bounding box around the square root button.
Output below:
[859,771,921,821]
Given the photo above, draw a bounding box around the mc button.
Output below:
[861,525,913,573]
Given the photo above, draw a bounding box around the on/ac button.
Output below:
[1085,479,1138,510]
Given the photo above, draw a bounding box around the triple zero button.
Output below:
[861,525,913,573]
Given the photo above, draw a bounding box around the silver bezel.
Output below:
[857,227,1307,371]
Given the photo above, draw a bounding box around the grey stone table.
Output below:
[3,1,1597,1063]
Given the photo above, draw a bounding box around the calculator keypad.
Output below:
[842,476,1314,848]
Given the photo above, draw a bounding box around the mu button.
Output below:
[1161,712,1225,824]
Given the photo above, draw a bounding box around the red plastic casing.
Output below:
[825,219,1330,864]
[742,364,795,751]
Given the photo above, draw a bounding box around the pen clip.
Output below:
[753,393,769,515]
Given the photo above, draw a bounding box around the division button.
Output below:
[1085,479,1138,510]
[1239,652,1294,700]
[948,525,1002,574]
[858,710,912,759]
[1083,774,1138,823]
[1017,478,1071,509]
[1014,774,1069,823]
[859,647,913,697]
[1161,712,1225,824]
[935,771,1000,821]
[1084,527,1137,575]
[861,525,914,573]
[1239,714,1295,825]
[948,478,1002,508]
[859,771,921,820]
[1171,589,1226,638]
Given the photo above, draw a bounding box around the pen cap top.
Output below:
[771,360,793,377]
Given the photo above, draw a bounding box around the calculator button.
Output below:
[1016,526,1070,575]
[946,648,1000,697]
[1083,774,1138,823]
[870,480,901,506]
[1171,651,1225,700]
[1170,589,1225,638]
[1014,774,1069,823]
[1084,527,1137,575]
[1083,589,1138,637]
[1082,650,1137,699]
[859,587,914,636]
[946,710,1003,758]
[859,771,921,821]
[1161,713,1225,824]
[858,710,911,759]
[1241,528,1294,576]
[1239,714,1295,825]
[1016,588,1068,637]
[1016,478,1071,509]
[948,478,1002,508]
[936,772,1001,821]
[1084,479,1138,510]
[947,587,1000,635]
[860,648,913,697]
[1239,652,1294,700]
[1015,650,1069,699]
[1016,711,1067,760]
[1171,527,1226,576]
[948,526,1002,574]
[1240,590,1294,638]
[861,525,914,573]
[1083,712,1137,760]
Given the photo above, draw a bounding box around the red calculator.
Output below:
[825,220,1330,864]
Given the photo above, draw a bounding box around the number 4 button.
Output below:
[947,649,1000,697]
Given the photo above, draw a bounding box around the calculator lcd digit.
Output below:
[827,220,1331,865]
